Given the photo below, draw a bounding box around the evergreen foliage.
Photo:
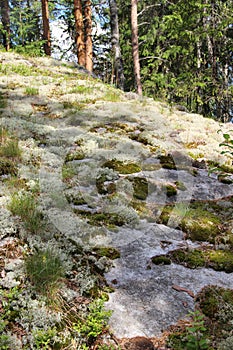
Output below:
[1,0,233,120]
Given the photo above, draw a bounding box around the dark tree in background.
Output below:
[84,0,93,72]
[41,0,51,55]
[0,0,11,51]
[74,0,86,67]
[109,0,125,90]
[131,0,142,95]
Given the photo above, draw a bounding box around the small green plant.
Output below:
[0,286,21,349]
[25,248,65,295]
[62,164,76,181]
[25,86,39,96]
[0,321,11,350]
[69,85,93,94]
[167,310,209,350]
[184,311,208,350]
[103,90,121,102]
[0,139,21,158]
[218,130,233,159]
[73,298,112,347]
[8,191,42,233]
[0,91,7,109]
[33,327,57,349]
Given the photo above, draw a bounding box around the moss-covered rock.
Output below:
[96,173,116,195]
[196,285,233,325]
[74,209,125,227]
[169,247,233,273]
[180,208,221,242]
[158,154,177,170]
[169,248,206,269]
[163,184,177,197]
[151,255,171,265]
[92,246,120,259]
[128,176,148,200]
[102,159,141,174]
[65,150,85,162]
[207,250,233,273]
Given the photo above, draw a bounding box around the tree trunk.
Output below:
[109,0,125,90]
[131,0,142,95]
[74,0,85,67]
[84,0,93,72]
[0,0,10,51]
[41,0,51,56]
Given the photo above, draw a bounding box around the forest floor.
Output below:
[0,51,233,349]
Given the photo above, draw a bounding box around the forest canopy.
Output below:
[1,0,233,122]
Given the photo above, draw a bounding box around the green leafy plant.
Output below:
[184,311,209,350]
[33,327,57,349]
[167,310,209,350]
[73,298,112,347]
[25,248,65,295]
[8,191,43,233]
[0,287,21,349]
[218,130,233,159]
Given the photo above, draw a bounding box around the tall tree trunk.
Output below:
[0,0,10,51]
[74,0,85,67]
[109,0,125,90]
[131,0,142,95]
[41,0,51,56]
[84,0,93,72]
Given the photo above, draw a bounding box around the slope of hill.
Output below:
[0,51,233,349]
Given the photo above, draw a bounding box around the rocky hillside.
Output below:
[0,51,233,349]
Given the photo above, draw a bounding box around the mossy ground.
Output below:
[102,159,142,174]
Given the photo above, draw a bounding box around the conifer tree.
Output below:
[0,0,10,50]
[41,0,51,55]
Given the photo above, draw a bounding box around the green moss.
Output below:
[196,285,233,321]
[151,255,171,265]
[74,210,125,227]
[65,150,85,162]
[128,176,148,200]
[175,181,187,191]
[62,164,76,182]
[163,184,177,197]
[159,154,177,170]
[66,193,87,206]
[158,205,174,225]
[180,208,221,242]
[170,249,206,269]
[96,174,116,195]
[169,247,233,272]
[102,159,141,174]
[207,250,233,273]
[0,158,17,176]
[92,247,120,259]
[217,174,233,184]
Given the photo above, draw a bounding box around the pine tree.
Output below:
[74,0,86,66]
[84,0,93,72]
[41,0,51,55]
[109,0,125,89]
[0,0,11,50]
[131,0,142,95]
